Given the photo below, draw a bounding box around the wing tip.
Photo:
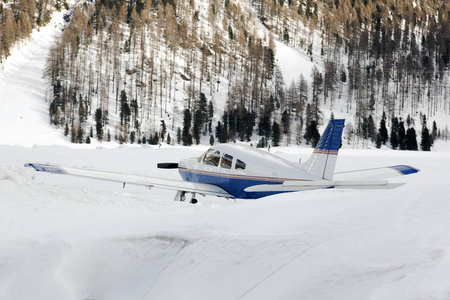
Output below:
[24,163,67,174]
[390,165,420,175]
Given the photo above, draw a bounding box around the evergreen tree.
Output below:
[406,128,418,151]
[431,121,438,144]
[119,90,131,127]
[86,135,91,144]
[71,127,77,143]
[161,120,167,142]
[95,108,103,141]
[215,121,227,143]
[376,133,382,148]
[182,109,193,146]
[64,123,69,136]
[271,121,281,146]
[281,110,290,134]
[420,125,432,151]
[167,133,171,145]
[378,117,388,144]
[304,120,320,147]
[77,125,84,143]
[390,117,399,149]
[209,135,215,146]
[177,127,181,144]
[398,121,406,150]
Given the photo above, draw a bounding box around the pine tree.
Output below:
[177,127,181,144]
[215,121,227,143]
[209,135,214,146]
[406,128,418,151]
[182,109,193,146]
[390,117,399,149]
[64,123,69,136]
[95,108,103,141]
[271,121,281,146]
[77,125,84,143]
[161,120,167,142]
[431,121,438,144]
[420,125,431,151]
[398,121,406,150]
[376,133,382,148]
[378,117,388,145]
[304,120,320,147]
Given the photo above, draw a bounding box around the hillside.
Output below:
[1,0,450,150]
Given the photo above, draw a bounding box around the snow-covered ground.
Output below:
[2,5,450,300]
[1,145,450,300]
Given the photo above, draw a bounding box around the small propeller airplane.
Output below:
[25,119,419,203]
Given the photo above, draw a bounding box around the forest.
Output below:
[2,0,450,150]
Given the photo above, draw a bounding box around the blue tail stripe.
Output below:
[315,119,345,152]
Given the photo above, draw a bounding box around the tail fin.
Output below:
[301,119,345,180]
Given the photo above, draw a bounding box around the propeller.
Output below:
[157,163,179,169]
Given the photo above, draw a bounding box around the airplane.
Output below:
[25,119,420,203]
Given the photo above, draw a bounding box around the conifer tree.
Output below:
[304,120,320,147]
[406,128,418,151]
[177,127,181,144]
[378,117,388,145]
[95,108,103,141]
[420,125,431,151]
[398,121,406,150]
[390,117,399,149]
[182,109,192,146]
[271,121,281,146]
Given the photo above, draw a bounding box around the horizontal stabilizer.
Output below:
[334,165,420,181]
[244,180,403,192]
[25,163,232,198]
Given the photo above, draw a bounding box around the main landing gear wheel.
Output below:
[174,191,199,204]
[190,193,198,204]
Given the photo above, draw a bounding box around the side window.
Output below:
[203,149,221,166]
[220,153,233,169]
[235,159,246,170]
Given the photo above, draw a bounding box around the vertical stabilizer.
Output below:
[302,119,345,180]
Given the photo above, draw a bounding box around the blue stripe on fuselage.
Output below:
[178,168,285,199]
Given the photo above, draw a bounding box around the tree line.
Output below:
[1,0,57,62]
[39,0,449,150]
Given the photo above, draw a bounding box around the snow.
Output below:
[1,146,450,299]
[2,4,450,300]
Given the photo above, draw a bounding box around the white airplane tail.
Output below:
[301,119,345,180]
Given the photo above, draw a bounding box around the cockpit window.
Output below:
[203,149,221,166]
[235,159,246,170]
[197,150,208,162]
[220,153,233,169]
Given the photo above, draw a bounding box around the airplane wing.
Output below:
[24,163,232,199]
